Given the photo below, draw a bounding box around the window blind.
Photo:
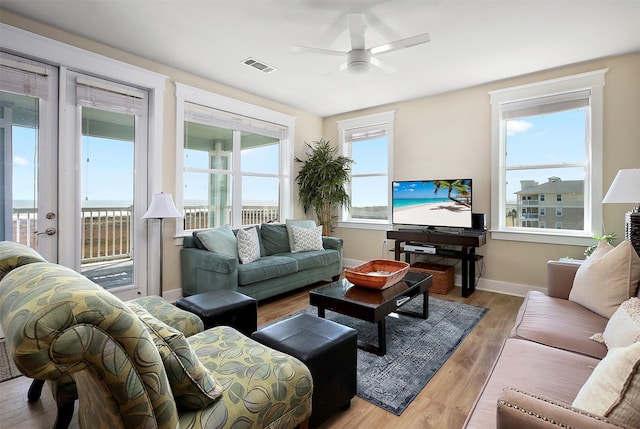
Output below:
[0,57,50,99]
[501,89,591,120]
[76,76,146,115]
[185,102,288,140]
[344,124,388,142]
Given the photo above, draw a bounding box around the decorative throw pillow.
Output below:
[290,225,324,253]
[237,227,261,264]
[285,219,316,250]
[572,342,640,427]
[568,240,640,318]
[592,297,640,348]
[128,303,223,409]
[195,225,238,258]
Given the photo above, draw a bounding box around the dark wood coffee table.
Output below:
[309,271,432,356]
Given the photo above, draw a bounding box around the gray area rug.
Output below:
[286,296,488,415]
[0,338,22,383]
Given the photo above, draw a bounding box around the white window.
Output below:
[556,208,563,217]
[338,111,394,230]
[489,70,606,245]
[175,83,294,234]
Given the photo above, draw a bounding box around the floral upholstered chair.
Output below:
[0,242,312,429]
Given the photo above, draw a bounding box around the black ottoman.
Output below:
[252,313,357,428]
[176,290,257,336]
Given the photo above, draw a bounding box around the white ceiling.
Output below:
[2,0,640,117]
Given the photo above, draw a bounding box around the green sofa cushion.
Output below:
[260,223,290,255]
[237,255,298,286]
[281,249,340,272]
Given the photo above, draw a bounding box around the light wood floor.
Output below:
[0,286,523,429]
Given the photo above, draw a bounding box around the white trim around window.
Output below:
[175,82,296,238]
[489,69,607,246]
[337,111,395,231]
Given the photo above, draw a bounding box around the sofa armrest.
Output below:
[546,261,580,299]
[322,236,343,251]
[180,247,239,296]
[497,388,630,429]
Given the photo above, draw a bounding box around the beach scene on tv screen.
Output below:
[393,180,472,228]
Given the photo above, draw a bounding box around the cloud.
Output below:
[506,120,533,136]
[13,156,29,166]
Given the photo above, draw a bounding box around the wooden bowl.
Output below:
[344,259,410,290]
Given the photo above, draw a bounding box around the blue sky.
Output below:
[504,108,586,201]
[12,108,586,208]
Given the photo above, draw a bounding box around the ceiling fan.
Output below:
[292,13,430,74]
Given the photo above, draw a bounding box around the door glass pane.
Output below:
[0,91,39,247]
[80,107,135,289]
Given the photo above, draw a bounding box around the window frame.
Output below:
[489,69,607,245]
[175,83,295,237]
[337,111,395,231]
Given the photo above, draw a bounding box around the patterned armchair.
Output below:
[0,242,312,429]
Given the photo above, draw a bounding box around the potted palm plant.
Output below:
[295,139,353,236]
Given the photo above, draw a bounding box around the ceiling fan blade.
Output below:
[347,13,366,50]
[370,56,397,73]
[370,32,430,55]
[290,45,346,56]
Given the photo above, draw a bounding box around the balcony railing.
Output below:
[12,205,279,263]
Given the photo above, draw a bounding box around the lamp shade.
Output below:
[602,169,640,204]
[143,193,182,219]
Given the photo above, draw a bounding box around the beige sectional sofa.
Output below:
[464,240,640,429]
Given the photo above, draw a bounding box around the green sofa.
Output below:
[181,223,343,300]
[0,241,313,429]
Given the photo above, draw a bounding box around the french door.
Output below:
[1,54,150,301]
[61,71,150,301]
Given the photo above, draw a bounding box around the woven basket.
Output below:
[410,262,454,294]
[344,259,410,290]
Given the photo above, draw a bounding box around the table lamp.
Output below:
[602,168,640,256]
[143,193,182,296]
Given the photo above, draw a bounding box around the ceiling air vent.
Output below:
[242,57,277,74]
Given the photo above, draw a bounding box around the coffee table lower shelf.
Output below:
[310,271,432,356]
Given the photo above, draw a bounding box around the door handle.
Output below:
[36,227,57,236]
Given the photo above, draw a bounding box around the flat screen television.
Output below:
[392,179,473,229]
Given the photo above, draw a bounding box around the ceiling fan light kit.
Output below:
[347,50,371,74]
[292,13,430,74]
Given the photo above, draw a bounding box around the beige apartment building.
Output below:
[515,176,584,230]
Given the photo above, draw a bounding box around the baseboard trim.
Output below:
[344,258,543,298]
